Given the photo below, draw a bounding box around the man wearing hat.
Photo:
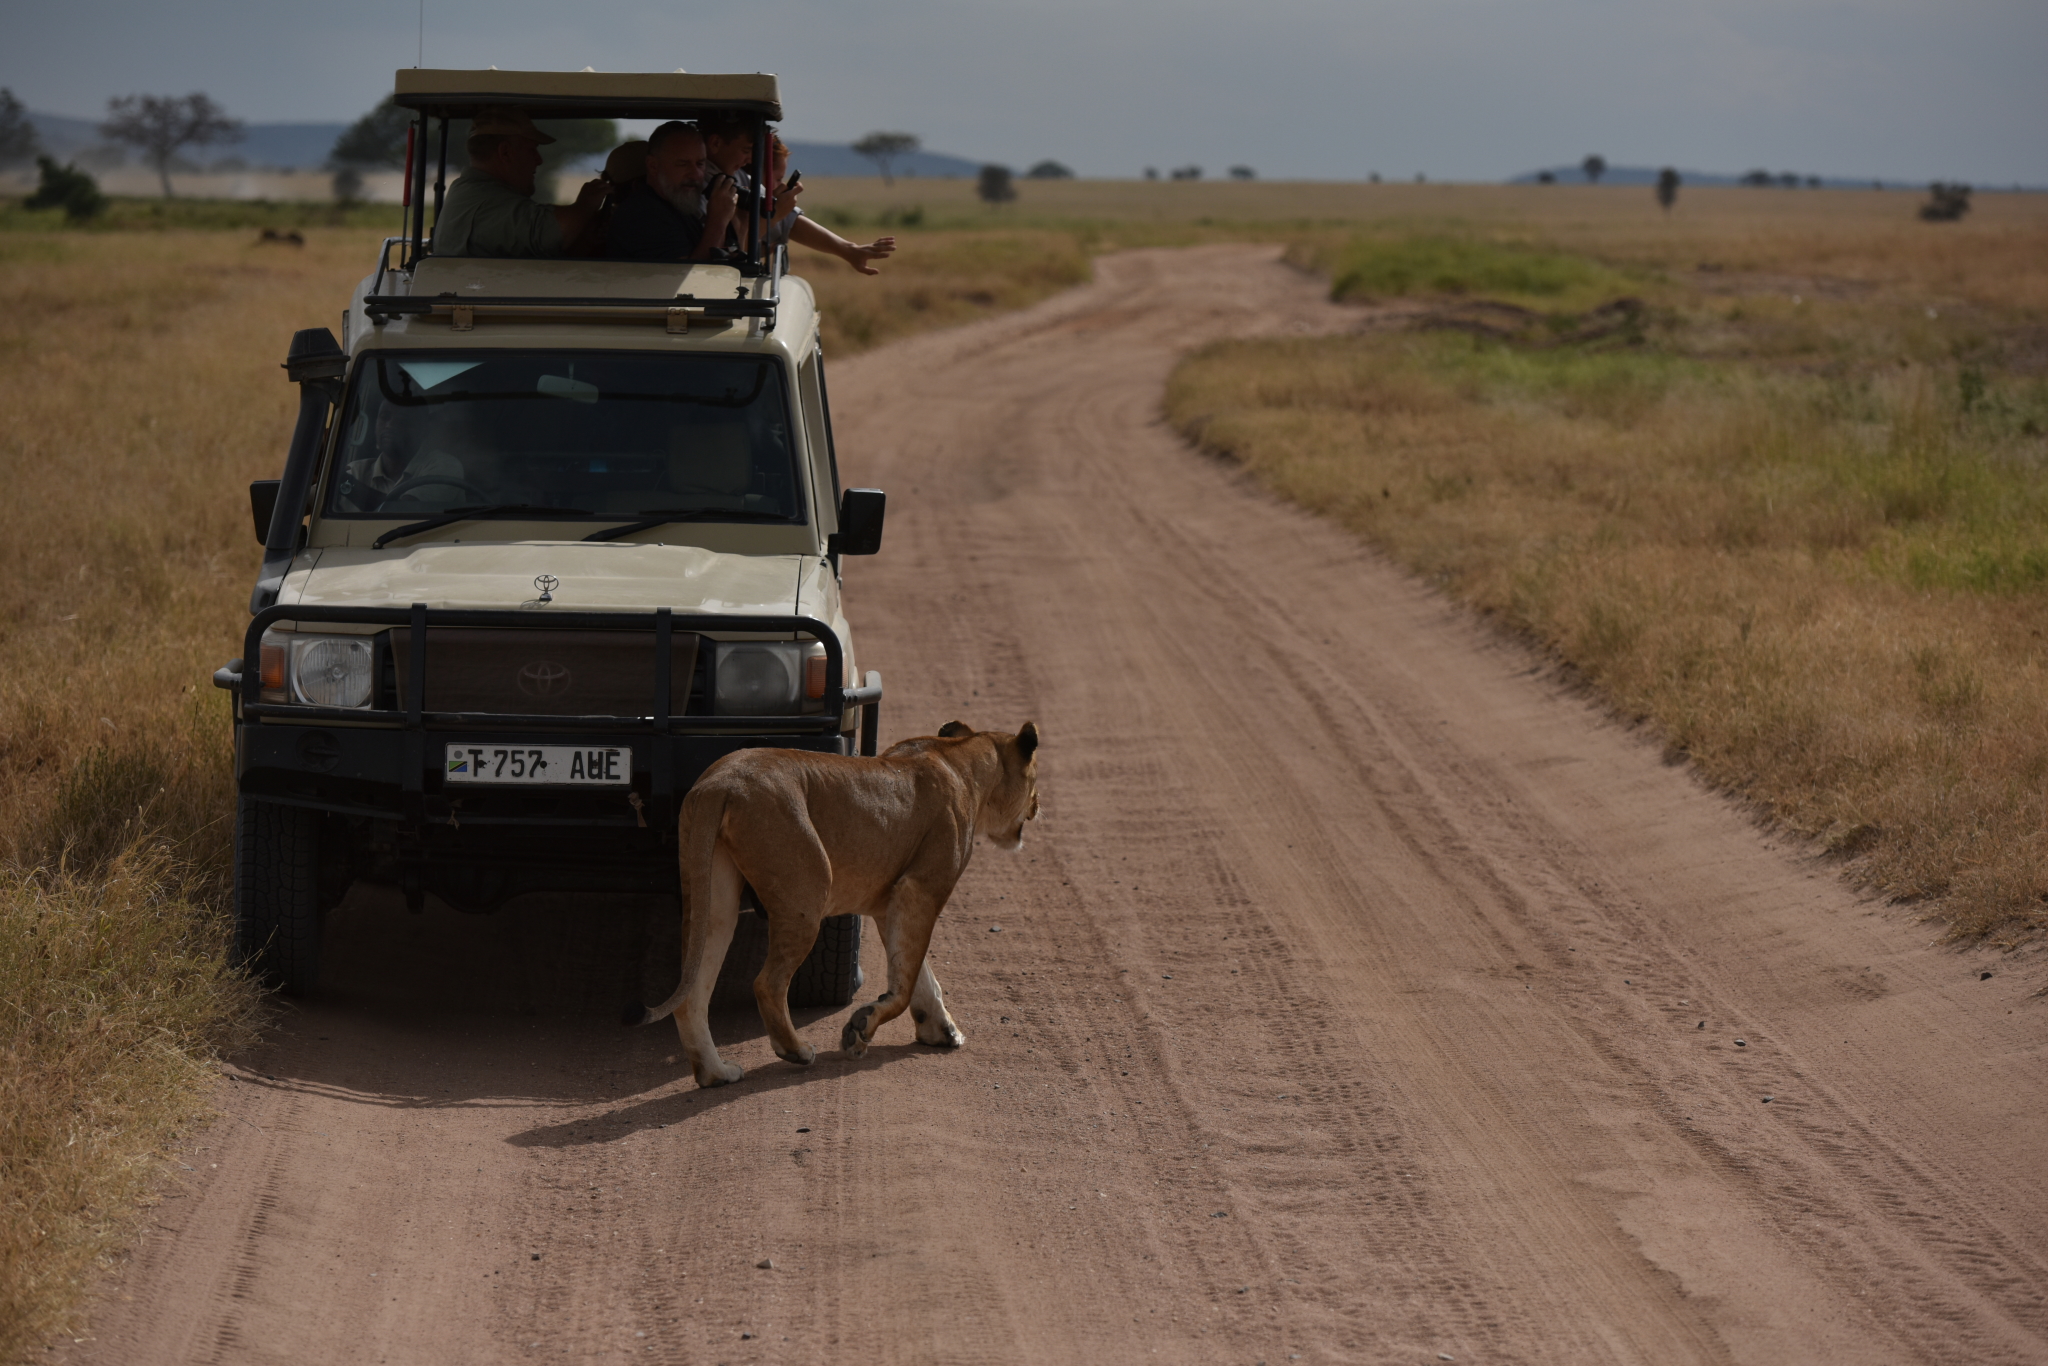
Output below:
[432,106,607,258]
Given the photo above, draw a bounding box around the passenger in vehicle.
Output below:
[431,106,607,259]
[606,121,741,263]
[333,402,466,512]
[696,114,897,274]
[566,139,650,256]
[693,112,760,258]
[603,139,649,197]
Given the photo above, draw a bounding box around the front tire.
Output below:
[788,914,863,1008]
[234,797,324,995]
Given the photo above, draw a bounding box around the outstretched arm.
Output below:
[790,215,897,275]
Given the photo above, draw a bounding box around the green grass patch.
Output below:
[1323,233,1625,304]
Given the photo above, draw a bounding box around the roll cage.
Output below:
[376,69,786,326]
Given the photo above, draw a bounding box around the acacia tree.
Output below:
[101,93,242,196]
[0,89,38,171]
[853,131,919,185]
[331,95,413,169]
[1655,167,1680,212]
[1581,154,1606,184]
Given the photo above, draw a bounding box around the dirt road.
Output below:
[70,246,2046,1365]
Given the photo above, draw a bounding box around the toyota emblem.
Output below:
[534,574,559,603]
[516,660,573,699]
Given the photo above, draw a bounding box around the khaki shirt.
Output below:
[430,168,564,258]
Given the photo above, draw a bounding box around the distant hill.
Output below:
[28,109,985,178]
[29,111,348,171]
[780,142,981,179]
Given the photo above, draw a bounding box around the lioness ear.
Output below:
[937,720,972,739]
[1016,720,1039,762]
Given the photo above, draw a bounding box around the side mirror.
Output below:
[828,488,886,557]
[249,479,282,544]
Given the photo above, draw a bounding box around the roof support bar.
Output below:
[360,292,779,329]
[750,123,767,276]
[409,114,430,265]
[432,117,450,228]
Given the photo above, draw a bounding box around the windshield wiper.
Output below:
[582,508,795,542]
[372,505,595,550]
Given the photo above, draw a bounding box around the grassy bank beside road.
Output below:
[1169,196,2048,939]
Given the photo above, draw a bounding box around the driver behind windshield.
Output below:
[333,403,465,511]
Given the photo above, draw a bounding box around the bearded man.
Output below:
[606,121,739,263]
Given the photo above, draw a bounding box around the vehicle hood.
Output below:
[284,543,806,615]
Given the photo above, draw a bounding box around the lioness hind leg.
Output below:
[675,846,745,1087]
[910,957,965,1048]
[841,888,939,1059]
[754,911,822,1067]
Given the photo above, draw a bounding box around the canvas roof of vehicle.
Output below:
[393,69,782,122]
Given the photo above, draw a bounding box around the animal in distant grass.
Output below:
[626,720,1041,1087]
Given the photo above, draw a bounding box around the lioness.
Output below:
[627,720,1040,1087]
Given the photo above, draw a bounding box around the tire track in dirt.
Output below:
[63,243,2046,1365]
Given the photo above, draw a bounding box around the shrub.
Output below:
[1920,183,1972,223]
[24,157,106,223]
[977,164,1016,206]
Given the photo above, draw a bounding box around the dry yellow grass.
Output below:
[0,228,345,1356]
[801,230,1091,354]
[0,856,258,1357]
[1167,193,2048,939]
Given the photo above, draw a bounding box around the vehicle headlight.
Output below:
[259,629,374,708]
[713,642,801,716]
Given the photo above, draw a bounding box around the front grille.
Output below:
[389,628,699,716]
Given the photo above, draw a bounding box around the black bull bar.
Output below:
[224,603,883,830]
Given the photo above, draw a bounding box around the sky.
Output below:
[6,0,2045,184]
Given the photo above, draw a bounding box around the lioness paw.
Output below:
[915,1014,965,1048]
[920,1025,965,1049]
[694,1058,744,1088]
[775,1042,817,1067]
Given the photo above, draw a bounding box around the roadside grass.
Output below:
[0,195,403,234]
[0,856,259,1357]
[0,228,340,1355]
[1168,209,2048,938]
[804,230,1092,353]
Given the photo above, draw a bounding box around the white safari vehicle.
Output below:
[218,70,883,999]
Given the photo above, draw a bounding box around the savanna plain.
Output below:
[1,178,2044,1359]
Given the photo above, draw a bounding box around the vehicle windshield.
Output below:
[323,351,804,524]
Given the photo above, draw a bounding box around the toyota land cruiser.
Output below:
[217,70,881,1002]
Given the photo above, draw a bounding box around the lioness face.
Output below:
[985,721,1041,851]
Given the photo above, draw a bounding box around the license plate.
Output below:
[444,744,630,785]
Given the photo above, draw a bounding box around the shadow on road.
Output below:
[227,881,878,1127]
